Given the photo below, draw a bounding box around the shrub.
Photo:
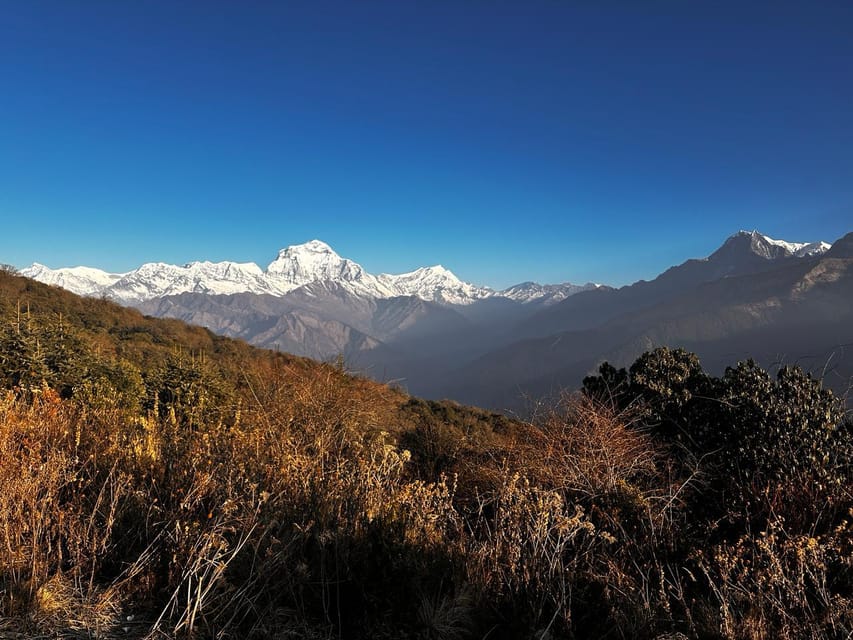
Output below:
[584,349,853,533]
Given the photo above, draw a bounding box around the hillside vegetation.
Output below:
[0,269,851,639]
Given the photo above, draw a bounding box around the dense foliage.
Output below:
[584,348,853,531]
[0,271,851,639]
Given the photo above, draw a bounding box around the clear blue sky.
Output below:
[1,1,851,288]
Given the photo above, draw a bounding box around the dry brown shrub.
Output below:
[459,392,703,637]
[696,514,853,640]
[514,392,659,498]
[125,358,467,636]
[466,470,598,634]
[0,390,132,635]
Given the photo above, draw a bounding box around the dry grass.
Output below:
[485,394,705,637]
[696,514,853,640]
[0,346,849,639]
[0,389,132,635]
[512,394,661,497]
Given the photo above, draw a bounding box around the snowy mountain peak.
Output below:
[379,265,492,305]
[182,260,264,275]
[20,263,126,297]
[304,239,335,251]
[273,239,336,259]
[408,265,459,281]
[104,260,273,301]
[788,241,832,258]
[268,240,345,272]
[21,239,591,306]
[722,230,832,260]
[265,240,372,292]
[499,281,601,304]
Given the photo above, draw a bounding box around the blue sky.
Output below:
[1,1,851,288]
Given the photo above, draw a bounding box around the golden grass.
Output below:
[0,284,850,638]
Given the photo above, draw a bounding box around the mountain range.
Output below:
[442,231,852,409]
[22,239,597,306]
[20,230,852,411]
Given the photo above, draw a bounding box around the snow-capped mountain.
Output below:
[266,240,398,299]
[380,265,493,305]
[105,260,273,301]
[499,281,602,304]
[21,240,542,305]
[21,232,829,308]
[761,235,831,258]
[267,240,363,284]
[21,263,126,297]
[727,230,832,260]
[15,230,850,409]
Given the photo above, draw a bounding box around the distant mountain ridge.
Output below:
[431,231,850,410]
[14,229,850,411]
[22,239,597,306]
[513,230,833,338]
